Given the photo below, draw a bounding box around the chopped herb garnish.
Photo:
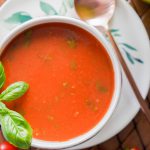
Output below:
[62,82,69,88]
[85,100,93,107]
[24,30,32,47]
[85,99,98,112]
[67,37,77,48]
[96,82,108,93]
[70,61,78,71]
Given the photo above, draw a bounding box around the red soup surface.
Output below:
[1,23,114,141]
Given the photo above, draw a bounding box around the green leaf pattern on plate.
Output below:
[134,58,144,64]
[110,29,119,33]
[68,0,74,8]
[5,12,32,24]
[40,1,58,15]
[121,43,137,51]
[124,49,135,64]
[59,0,74,15]
[111,28,143,64]
[59,1,67,15]
[110,29,121,37]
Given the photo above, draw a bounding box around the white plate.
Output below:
[0,0,150,149]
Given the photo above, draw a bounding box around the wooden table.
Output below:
[0,0,150,150]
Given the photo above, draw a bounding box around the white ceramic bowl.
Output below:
[0,16,121,149]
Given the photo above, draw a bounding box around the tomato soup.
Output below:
[1,23,114,141]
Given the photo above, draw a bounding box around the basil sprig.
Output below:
[0,62,32,149]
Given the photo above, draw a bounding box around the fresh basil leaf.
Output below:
[0,62,6,89]
[0,102,7,114]
[0,81,29,102]
[0,102,32,149]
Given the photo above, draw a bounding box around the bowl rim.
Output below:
[0,16,121,149]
